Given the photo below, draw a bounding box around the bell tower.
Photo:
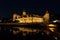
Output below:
[13,13,17,21]
[43,11,50,23]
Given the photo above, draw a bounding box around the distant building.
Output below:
[13,11,50,23]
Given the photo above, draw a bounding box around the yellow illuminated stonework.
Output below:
[43,11,50,22]
[13,11,50,23]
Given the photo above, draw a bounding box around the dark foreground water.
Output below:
[0,24,60,40]
[0,28,60,40]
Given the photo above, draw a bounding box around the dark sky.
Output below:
[0,0,60,19]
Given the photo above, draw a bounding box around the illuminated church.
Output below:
[13,11,50,23]
[12,11,56,33]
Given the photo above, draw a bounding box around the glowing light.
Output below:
[18,27,39,33]
[54,37,58,40]
[49,28,55,32]
[53,20,58,23]
[22,11,27,16]
[48,24,56,32]
[13,30,20,35]
[48,24,56,27]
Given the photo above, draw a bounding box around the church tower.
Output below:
[13,13,18,21]
[43,11,50,23]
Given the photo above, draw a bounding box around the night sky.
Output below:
[0,0,60,19]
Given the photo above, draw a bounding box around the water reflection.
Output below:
[0,25,60,40]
